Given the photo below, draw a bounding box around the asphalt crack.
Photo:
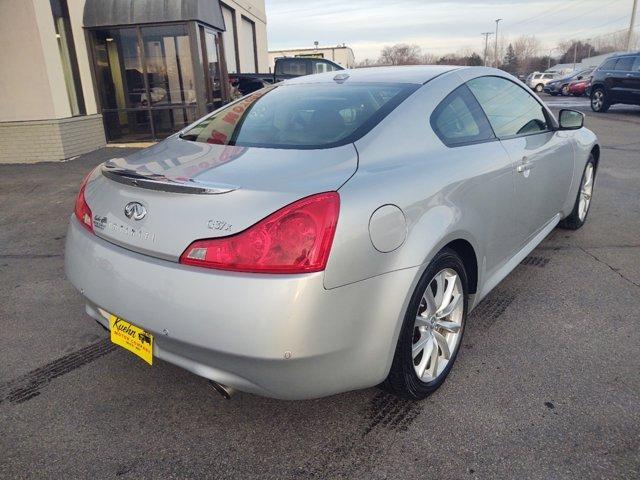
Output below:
[578,246,640,289]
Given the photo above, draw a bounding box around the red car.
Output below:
[568,79,589,96]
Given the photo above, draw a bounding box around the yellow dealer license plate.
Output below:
[109,315,153,365]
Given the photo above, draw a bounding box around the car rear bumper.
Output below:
[64,217,417,399]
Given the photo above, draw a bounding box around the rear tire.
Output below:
[561,85,570,96]
[591,88,610,112]
[383,249,468,400]
[559,155,596,230]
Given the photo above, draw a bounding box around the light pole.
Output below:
[494,18,502,67]
[626,0,638,51]
[482,32,493,66]
[548,47,559,70]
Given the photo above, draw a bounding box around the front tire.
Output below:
[383,249,468,400]
[591,88,610,112]
[535,83,544,92]
[561,85,570,96]
[559,155,595,230]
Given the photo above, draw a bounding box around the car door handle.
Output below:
[517,157,534,173]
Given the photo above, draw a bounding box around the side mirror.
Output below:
[558,109,584,130]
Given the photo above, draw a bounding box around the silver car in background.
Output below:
[65,66,599,400]
[526,71,557,92]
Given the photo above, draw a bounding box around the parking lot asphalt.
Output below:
[1,100,639,479]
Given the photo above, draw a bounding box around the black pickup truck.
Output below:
[228,57,344,97]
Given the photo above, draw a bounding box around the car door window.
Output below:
[614,57,634,72]
[631,56,640,72]
[600,59,617,71]
[430,84,495,146]
[467,76,549,139]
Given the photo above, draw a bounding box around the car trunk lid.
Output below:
[84,136,357,261]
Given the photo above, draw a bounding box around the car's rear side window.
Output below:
[614,57,635,72]
[430,85,495,147]
[633,56,640,72]
[179,83,418,149]
[467,76,549,139]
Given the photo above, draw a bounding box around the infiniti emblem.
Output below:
[124,202,147,220]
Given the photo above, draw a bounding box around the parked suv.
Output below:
[526,72,556,92]
[590,52,640,112]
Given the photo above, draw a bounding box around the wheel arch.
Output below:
[591,144,600,170]
[442,239,478,294]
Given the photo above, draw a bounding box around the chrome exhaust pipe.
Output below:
[208,380,236,399]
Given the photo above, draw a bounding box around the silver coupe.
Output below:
[65,66,599,400]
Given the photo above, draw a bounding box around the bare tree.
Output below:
[420,52,438,64]
[354,58,380,68]
[379,44,423,65]
[512,35,541,74]
[481,35,507,68]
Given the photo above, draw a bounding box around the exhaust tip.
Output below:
[208,380,236,399]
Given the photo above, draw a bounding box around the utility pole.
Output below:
[572,42,578,70]
[626,0,638,51]
[494,19,502,68]
[482,32,493,66]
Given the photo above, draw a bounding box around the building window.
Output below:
[141,25,197,106]
[50,0,86,115]
[91,25,200,142]
[202,27,225,110]
[240,16,257,73]
[220,3,238,74]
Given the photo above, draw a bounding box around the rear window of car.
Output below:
[180,83,418,149]
[276,59,307,76]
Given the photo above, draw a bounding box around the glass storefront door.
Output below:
[91,23,226,142]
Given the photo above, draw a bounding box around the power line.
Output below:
[513,0,621,36]
[506,0,584,29]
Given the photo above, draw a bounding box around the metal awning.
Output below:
[83,0,225,30]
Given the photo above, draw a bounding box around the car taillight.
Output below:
[180,192,340,274]
[74,170,94,233]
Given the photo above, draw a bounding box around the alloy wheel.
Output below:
[579,163,594,221]
[412,268,464,382]
[592,90,604,111]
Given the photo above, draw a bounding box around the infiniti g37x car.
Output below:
[65,66,599,400]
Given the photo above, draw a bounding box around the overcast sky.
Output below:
[265,0,636,60]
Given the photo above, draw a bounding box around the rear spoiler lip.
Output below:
[101,165,239,195]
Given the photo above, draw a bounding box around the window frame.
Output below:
[429,84,497,148]
[240,15,258,73]
[466,75,558,141]
[219,2,240,74]
[50,0,86,116]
